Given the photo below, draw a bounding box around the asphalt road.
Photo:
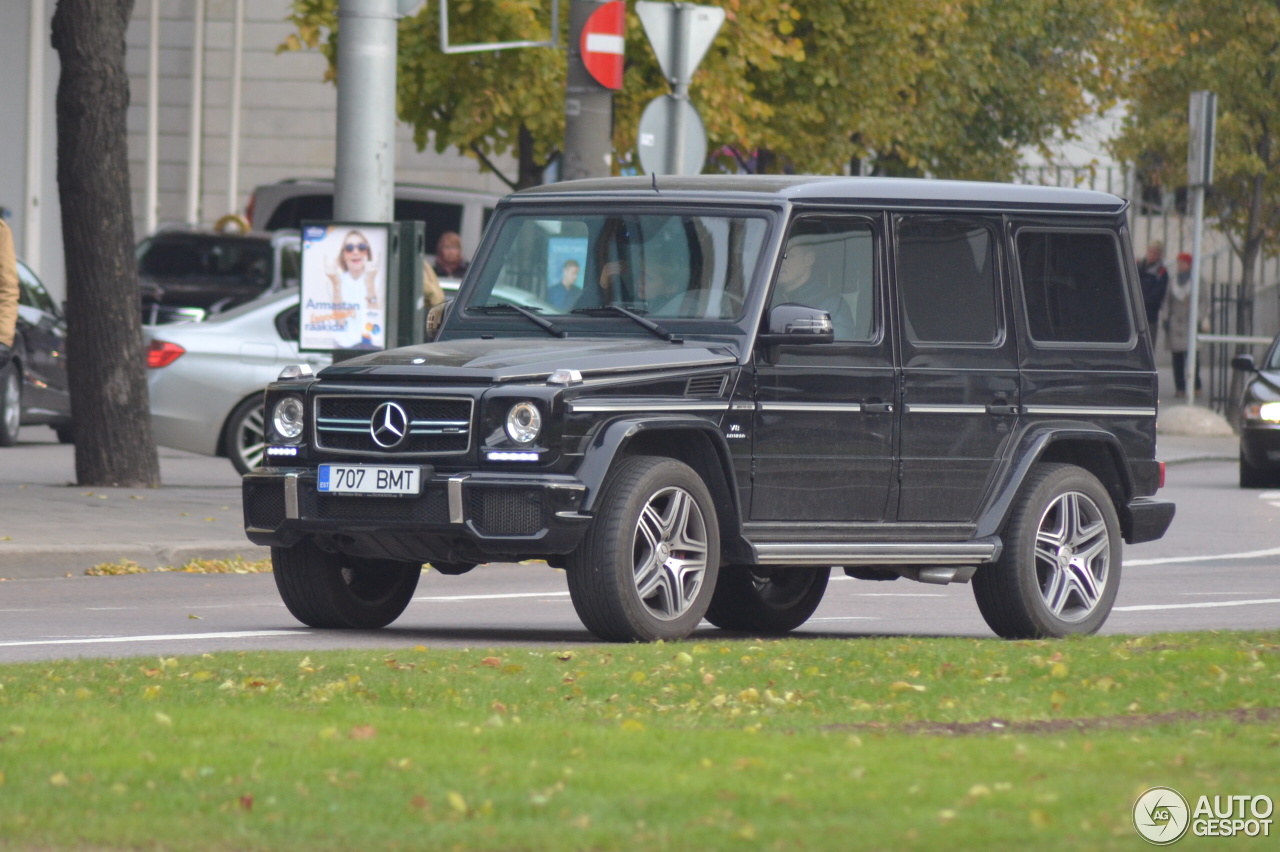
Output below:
[0,453,1275,664]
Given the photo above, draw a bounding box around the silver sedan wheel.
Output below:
[631,485,710,621]
[1034,490,1110,623]
[2,366,19,439]
[233,404,266,471]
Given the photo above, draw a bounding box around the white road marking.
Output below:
[1126,545,1280,566]
[414,591,571,602]
[1114,598,1280,613]
[0,630,310,649]
[806,616,880,622]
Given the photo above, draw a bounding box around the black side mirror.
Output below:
[1232,354,1258,373]
[756,303,835,346]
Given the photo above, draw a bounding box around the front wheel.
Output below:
[973,463,1121,639]
[224,395,267,474]
[272,540,421,628]
[704,566,830,634]
[567,456,720,642]
[0,361,20,447]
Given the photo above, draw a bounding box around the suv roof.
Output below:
[514,175,1127,213]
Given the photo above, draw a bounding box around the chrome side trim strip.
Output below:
[1023,406,1156,417]
[284,473,299,520]
[448,475,468,524]
[759,402,864,413]
[903,404,988,414]
[753,541,999,566]
[568,401,731,413]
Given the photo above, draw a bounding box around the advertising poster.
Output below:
[299,223,389,351]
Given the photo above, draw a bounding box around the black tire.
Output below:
[973,463,1121,639]
[224,395,267,475]
[566,456,720,642]
[0,360,20,447]
[54,424,74,445]
[704,566,830,634]
[1239,451,1271,488]
[272,540,421,629]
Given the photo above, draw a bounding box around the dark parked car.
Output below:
[137,229,300,324]
[0,260,71,446]
[244,176,1174,643]
[1232,340,1280,487]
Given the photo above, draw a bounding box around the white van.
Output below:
[246,178,500,263]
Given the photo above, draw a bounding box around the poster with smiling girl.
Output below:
[299,223,389,351]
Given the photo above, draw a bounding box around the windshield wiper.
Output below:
[572,304,683,344]
[472,303,565,338]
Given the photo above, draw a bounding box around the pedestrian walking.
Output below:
[1164,252,1204,398]
[0,218,19,370]
[1137,241,1168,347]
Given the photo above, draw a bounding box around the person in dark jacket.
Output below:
[1137,241,1168,347]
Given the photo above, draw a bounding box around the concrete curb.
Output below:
[1162,454,1237,466]
[0,541,271,581]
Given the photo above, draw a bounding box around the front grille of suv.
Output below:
[314,394,473,456]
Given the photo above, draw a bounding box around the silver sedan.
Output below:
[144,290,329,473]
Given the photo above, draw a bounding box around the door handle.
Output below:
[863,401,894,414]
[986,400,1020,416]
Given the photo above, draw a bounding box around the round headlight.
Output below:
[505,402,542,444]
[272,397,305,440]
[1261,402,1280,422]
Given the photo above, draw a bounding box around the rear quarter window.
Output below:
[1016,229,1133,345]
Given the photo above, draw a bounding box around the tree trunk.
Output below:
[516,124,548,190]
[52,0,161,487]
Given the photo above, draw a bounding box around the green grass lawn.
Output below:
[1,631,1277,851]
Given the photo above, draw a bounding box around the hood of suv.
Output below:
[317,337,737,384]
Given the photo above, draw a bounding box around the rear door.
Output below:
[750,214,896,522]
[893,214,1020,523]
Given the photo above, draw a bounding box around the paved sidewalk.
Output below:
[0,427,266,581]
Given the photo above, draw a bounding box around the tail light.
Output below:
[245,193,256,229]
[1158,460,1166,489]
[146,339,186,368]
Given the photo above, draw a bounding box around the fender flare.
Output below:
[975,423,1133,539]
[574,415,742,520]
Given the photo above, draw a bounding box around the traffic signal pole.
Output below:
[563,0,614,181]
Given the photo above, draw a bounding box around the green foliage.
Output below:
[0,632,1277,849]
[1112,0,1280,277]
[282,1,1137,184]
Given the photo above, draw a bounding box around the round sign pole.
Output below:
[564,1,622,181]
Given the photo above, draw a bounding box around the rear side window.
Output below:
[897,218,999,344]
[1017,230,1132,344]
[394,200,463,253]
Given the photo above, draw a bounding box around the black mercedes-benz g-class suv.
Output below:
[243,176,1174,642]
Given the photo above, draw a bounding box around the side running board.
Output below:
[749,537,1002,585]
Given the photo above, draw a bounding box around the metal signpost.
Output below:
[635,1,724,176]
[564,1,621,181]
[1185,91,1216,405]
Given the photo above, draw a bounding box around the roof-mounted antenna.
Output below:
[651,172,660,193]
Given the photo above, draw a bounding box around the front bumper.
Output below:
[1240,423,1280,470]
[243,467,591,564]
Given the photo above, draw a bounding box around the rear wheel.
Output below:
[272,540,421,628]
[0,361,20,447]
[567,456,719,642]
[225,395,267,474]
[973,463,1120,639]
[1239,451,1271,488]
[704,566,830,634]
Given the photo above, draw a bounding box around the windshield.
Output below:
[461,211,769,321]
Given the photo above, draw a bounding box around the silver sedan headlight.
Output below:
[272,397,305,440]
[505,402,542,444]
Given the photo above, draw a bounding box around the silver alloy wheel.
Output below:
[235,402,267,471]
[1034,490,1110,623]
[631,485,709,621]
[2,367,19,437]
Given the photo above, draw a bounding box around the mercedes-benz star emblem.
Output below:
[370,402,410,449]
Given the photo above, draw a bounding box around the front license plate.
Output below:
[317,464,421,496]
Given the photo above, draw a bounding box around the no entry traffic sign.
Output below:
[580,1,626,90]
